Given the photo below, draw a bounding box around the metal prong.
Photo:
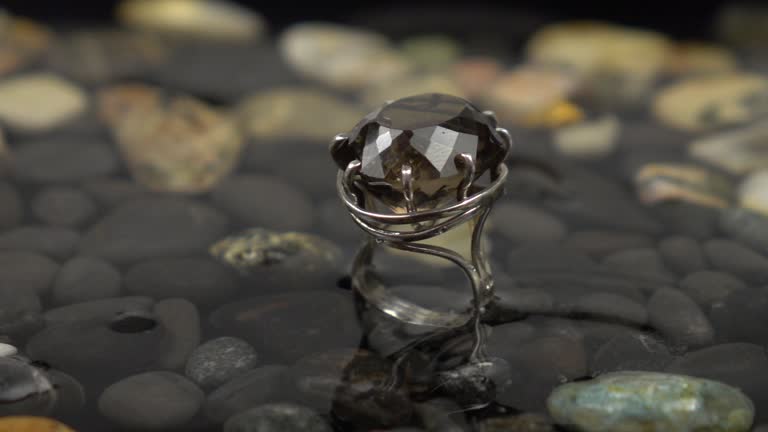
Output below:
[330,133,349,155]
[401,164,416,213]
[455,153,476,201]
[495,127,512,156]
[483,110,498,127]
[343,160,364,205]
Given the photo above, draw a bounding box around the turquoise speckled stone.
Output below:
[546,371,754,432]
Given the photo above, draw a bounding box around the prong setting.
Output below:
[483,110,498,127]
[455,153,477,201]
[401,164,416,213]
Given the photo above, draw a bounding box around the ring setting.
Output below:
[331,93,511,360]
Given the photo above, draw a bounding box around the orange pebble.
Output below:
[0,417,75,432]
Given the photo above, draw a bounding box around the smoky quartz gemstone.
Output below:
[332,93,508,212]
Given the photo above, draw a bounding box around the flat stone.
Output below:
[570,292,648,326]
[654,73,768,131]
[0,226,80,259]
[125,257,241,306]
[98,371,204,430]
[27,307,167,376]
[105,85,244,193]
[31,186,96,228]
[0,357,56,417]
[658,236,708,275]
[44,296,154,325]
[186,337,258,391]
[704,238,768,283]
[224,403,332,432]
[153,298,200,370]
[0,182,22,230]
[204,365,288,423]
[651,201,720,239]
[553,115,620,158]
[547,371,754,432]
[80,197,229,263]
[0,251,58,295]
[0,286,41,338]
[564,230,653,258]
[13,136,118,183]
[210,291,362,362]
[709,288,768,346]
[647,287,714,348]
[118,0,265,41]
[527,22,669,107]
[332,93,507,212]
[209,228,342,292]
[720,208,768,255]
[211,175,313,231]
[0,73,87,133]
[237,87,366,142]
[278,22,408,90]
[633,162,735,209]
[47,369,86,416]
[690,122,768,174]
[680,270,746,306]
[666,343,768,423]
[507,243,596,272]
[601,248,670,277]
[80,177,153,207]
[51,257,122,306]
[492,201,567,244]
[590,333,673,375]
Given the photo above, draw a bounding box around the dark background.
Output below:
[2,0,737,39]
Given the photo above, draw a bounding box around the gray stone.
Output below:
[80,177,153,207]
[564,230,653,257]
[493,201,567,244]
[0,226,80,259]
[205,365,288,423]
[125,257,241,306]
[477,412,555,432]
[44,296,154,325]
[602,248,669,277]
[647,287,714,347]
[211,175,313,231]
[32,186,97,228]
[153,298,201,370]
[13,136,118,183]
[51,257,122,306]
[0,286,42,338]
[98,371,204,431]
[210,291,363,362]
[652,201,720,239]
[507,243,596,272]
[704,238,768,283]
[186,336,259,391]
[710,287,768,345]
[680,270,746,306]
[590,333,673,375]
[47,369,86,416]
[224,403,332,432]
[0,251,59,295]
[658,235,708,275]
[666,343,768,423]
[570,292,648,326]
[0,182,23,231]
[80,197,229,263]
[0,357,56,416]
[547,371,754,432]
[720,207,768,254]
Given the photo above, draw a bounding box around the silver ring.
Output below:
[330,93,510,357]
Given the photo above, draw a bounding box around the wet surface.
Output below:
[1,1,768,431]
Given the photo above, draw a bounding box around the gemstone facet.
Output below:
[333,93,508,212]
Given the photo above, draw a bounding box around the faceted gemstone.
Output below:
[333,93,508,212]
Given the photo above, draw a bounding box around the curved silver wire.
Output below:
[336,125,510,362]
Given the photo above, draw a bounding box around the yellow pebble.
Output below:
[0,417,75,432]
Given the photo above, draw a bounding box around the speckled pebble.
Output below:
[547,371,754,432]
[185,336,259,391]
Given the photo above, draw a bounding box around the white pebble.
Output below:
[0,343,18,357]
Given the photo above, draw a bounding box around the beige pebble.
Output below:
[690,122,768,174]
[0,73,87,133]
[634,163,735,208]
[738,170,768,216]
[553,115,620,158]
[0,417,75,432]
[117,0,265,41]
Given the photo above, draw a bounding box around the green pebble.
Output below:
[547,371,754,432]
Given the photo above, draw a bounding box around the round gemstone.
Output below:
[332,93,508,211]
